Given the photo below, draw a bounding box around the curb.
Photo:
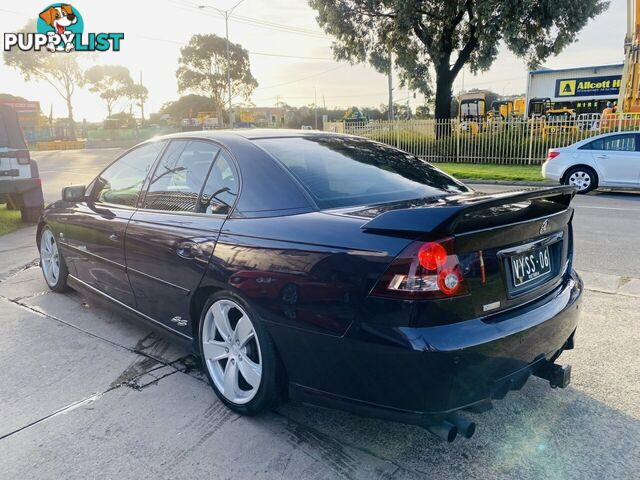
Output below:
[579,270,640,299]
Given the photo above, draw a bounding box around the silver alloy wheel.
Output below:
[202,299,263,404]
[40,229,60,287]
[568,170,592,191]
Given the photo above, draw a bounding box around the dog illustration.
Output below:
[39,4,77,52]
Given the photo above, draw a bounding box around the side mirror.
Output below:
[62,185,86,202]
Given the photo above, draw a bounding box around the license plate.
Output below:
[510,246,551,287]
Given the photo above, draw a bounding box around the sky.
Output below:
[0,0,627,121]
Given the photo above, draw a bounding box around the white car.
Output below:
[542,131,640,193]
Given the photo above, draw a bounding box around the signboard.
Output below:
[555,75,621,98]
[0,101,40,114]
[0,101,41,131]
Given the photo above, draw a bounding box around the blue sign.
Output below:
[555,75,621,98]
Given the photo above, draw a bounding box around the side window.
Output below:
[580,139,600,150]
[143,140,220,212]
[199,150,238,215]
[602,134,636,152]
[92,141,165,206]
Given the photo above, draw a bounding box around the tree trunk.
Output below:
[434,68,454,137]
[66,96,76,140]
[216,104,223,129]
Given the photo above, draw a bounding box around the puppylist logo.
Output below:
[4,4,124,53]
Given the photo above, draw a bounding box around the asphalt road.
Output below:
[33,148,640,278]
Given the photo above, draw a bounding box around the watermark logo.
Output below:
[4,4,124,53]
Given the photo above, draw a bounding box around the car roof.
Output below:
[569,130,637,148]
[159,128,339,143]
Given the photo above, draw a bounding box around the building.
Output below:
[234,107,287,128]
[525,64,623,116]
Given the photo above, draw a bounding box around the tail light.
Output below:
[546,150,560,161]
[371,237,468,299]
[16,150,30,165]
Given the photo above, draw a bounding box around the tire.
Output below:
[38,226,69,292]
[5,195,18,210]
[21,206,43,223]
[563,166,598,194]
[198,291,283,415]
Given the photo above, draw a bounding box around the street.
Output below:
[34,148,640,278]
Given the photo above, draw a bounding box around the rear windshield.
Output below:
[254,136,468,209]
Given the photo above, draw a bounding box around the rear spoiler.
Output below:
[361,186,577,235]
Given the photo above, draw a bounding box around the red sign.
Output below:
[0,101,41,114]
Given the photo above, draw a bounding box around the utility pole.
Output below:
[139,71,145,124]
[225,11,232,128]
[387,50,394,121]
[406,84,410,120]
[314,87,318,129]
[198,0,247,129]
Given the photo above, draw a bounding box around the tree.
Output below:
[84,65,135,118]
[176,34,258,126]
[128,83,148,123]
[3,19,83,139]
[160,94,215,123]
[309,0,608,121]
[415,105,432,119]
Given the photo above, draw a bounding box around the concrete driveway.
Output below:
[0,225,639,479]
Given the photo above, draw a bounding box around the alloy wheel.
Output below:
[568,170,592,192]
[201,299,263,404]
[40,229,60,287]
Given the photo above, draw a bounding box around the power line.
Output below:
[232,14,326,37]
[248,51,331,61]
[136,36,332,60]
[254,64,346,90]
[170,0,327,39]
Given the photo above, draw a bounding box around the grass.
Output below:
[435,163,547,182]
[0,205,24,236]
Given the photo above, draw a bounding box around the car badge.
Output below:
[539,219,550,235]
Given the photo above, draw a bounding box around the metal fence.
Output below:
[324,113,640,165]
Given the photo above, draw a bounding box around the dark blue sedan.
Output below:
[37,130,582,441]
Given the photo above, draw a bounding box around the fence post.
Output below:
[455,119,460,163]
[527,119,534,165]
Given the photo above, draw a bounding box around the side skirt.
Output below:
[67,274,194,348]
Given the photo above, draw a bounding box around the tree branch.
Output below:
[413,22,433,49]
[337,0,396,19]
[450,1,477,76]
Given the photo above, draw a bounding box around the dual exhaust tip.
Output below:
[426,413,476,442]
[426,362,572,442]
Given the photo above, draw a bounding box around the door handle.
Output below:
[177,241,199,259]
[109,233,119,241]
[596,154,608,159]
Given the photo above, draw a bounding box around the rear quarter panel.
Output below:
[199,211,412,338]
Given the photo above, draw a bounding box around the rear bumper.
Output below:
[541,161,562,181]
[284,270,582,426]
